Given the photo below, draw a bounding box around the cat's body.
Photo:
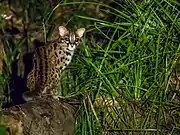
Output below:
[23,26,85,101]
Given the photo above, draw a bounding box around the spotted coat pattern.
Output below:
[25,26,85,99]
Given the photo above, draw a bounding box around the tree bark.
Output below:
[1,96,81,135]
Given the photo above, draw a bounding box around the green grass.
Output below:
[58,0,180,134]
[0,0,180,135]
[0,125,7,135]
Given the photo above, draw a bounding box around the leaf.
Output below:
[0,40,3,74]
[0,125,7,135]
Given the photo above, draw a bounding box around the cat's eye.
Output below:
[64,36,69,40]
[75,38,80,41]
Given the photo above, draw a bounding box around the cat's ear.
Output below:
[59,26,68,37]
[76,28,85,38]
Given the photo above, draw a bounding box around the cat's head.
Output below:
[59,26,85,51]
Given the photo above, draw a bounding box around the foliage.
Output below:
[0,125,7,135]
[59,0,180,134]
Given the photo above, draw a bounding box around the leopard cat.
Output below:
[23,26,85,101]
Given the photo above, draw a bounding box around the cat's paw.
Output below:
[22,91,36,101]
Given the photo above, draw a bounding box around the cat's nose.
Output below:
[69,33,75,43]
